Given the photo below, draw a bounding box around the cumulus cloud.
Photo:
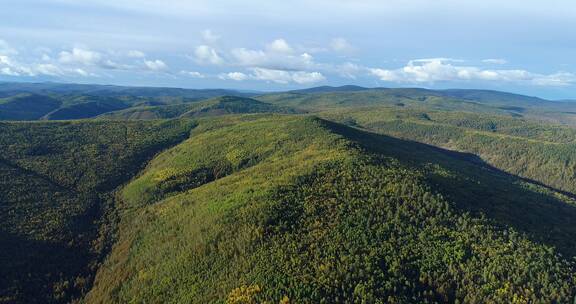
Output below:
[0,55,20,76]
[180,70,205,78]
[229,48,266,66]
[230,47,314,71]
[201,29,221,44]
[57,46,171,72]
[58,47,132,70]
[334,62,364,79]
[103,59,133,70]
[34,63,64,76]
[0,40,175,79]
[59,47,102,65]
[531,72,576,86]
[0,40,18,56]
[73,68,91,77]
[0,55,25,76]
[219,72,248,81]
[330,38,354,52]
[144,59,167,71]
[192,37,364,82]
[0,54,95,77]
[266,39,293,53]
[0,55,43,77]
[251,68,324,84]
[194,45,224,65]
[127,50,146,58]
[482,58,508,65]
[370,58,575,86]
[217,68,324,84]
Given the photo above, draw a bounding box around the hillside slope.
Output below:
[322,107,576,196]
[98,96,298,120]
[0,94,62,120]
[86,115,576,303]
[42,100,131,120]
[0,82,258,121]
[257,88,576,125]
[0,120,196,304]
[0,82,252,99]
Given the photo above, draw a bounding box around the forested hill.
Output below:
[97,96,299,120]
[85,115,576,303]
[0,120,196,304]
[0,82,251,98]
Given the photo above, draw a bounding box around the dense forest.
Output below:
[1,83,576,303]
[0,119,196,303]
[321,107,576,195]
[86,116,576,303]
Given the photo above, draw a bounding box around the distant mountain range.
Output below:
[0,82,253,98]
[0,82,575,123]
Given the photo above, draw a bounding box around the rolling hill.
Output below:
[257,87,576,125]
[0,82,256,121]
[85,115,576,303]
[0,82,253,99]
[1,82,575,124]
[2,82,576,303]
[0,94,62,120]
[288,85,370,94]
[98,96,300,120]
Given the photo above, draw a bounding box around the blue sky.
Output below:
[1,0,575,99]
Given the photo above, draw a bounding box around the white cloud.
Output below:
[482,58,508,65]
[0,67,21,76]
[411,57,464,64]
[230,47,314,71]
[217,68,324,84]
[73,68,96,77]
[0,54,96,77]
[0,56,21,76]
[251,67,324,84]
[127,50,146,58]
[266,39,293,53]
[194,45,224,65]
[531,72,576,86]
[0,41,175,78]
[201,29,220,44]
[144,59,167,71]
[334,62,364,79]
[59,47,102,65]
[35,63,64,76]
[192,38,363,81]
[0,40,18,56]
[219,72,248,81]
[180,70,205,78]
[330,38,353,52]
[101,59,133,70]
[370,58,575,86]
[58,47,151,71]
[0,55,32,76]
[230,48,266,66]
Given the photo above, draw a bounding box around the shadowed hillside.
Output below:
[0,120,196,304]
